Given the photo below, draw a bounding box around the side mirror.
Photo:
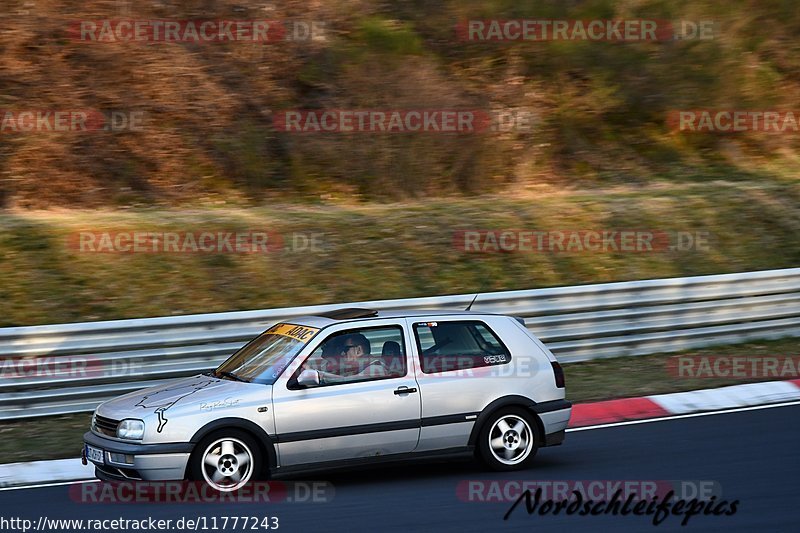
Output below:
[297,369,321,388]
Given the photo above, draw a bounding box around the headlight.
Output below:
[91,412,97,431]
[117,419,145,440]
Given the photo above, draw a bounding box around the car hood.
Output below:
[96,374,263,422]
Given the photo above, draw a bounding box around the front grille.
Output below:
[94,414,120,437]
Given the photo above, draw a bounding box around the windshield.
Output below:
[214,323,320,385]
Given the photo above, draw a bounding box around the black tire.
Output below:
[477,407,539,471]
[189,429,263,492]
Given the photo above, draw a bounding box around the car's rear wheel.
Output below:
[190,430,261,492]
[477,407,538,471]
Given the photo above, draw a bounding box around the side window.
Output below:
[292,325,407,387]
[413,321,511,374]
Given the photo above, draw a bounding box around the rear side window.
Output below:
[413,320,511,374]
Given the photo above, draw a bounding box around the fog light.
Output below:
[108,453,134,465]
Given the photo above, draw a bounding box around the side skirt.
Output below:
[269,446,475,478]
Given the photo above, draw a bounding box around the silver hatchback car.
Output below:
[83,309,571,491]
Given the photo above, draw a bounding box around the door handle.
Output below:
[394,386,418,395]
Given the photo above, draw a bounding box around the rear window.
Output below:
[413,320,511,374]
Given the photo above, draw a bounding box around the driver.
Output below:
[340,333,371,374]
[318,332,388,383]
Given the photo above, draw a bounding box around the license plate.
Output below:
[85,444,104,464]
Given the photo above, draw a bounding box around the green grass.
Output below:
[2,337,796,464]
[0,180,798,327]
[564,337,800,402]
[0,413,91,464]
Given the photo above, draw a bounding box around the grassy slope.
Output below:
[0,180,798,327]
[1,0,800,206]
[3,337,797,464]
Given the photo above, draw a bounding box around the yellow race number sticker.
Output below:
[266,323,320,342]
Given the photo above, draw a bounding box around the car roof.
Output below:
[282,309,509,329]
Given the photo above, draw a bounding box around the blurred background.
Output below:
[0,0,799,327]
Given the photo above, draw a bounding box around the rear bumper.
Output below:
[543,429,566,446]
[83,431,192,481]
[530,399,572,446]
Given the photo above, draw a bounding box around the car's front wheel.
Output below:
[189,430,262,492]
[477,407,539,471]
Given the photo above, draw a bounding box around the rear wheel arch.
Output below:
[468,395,545,447]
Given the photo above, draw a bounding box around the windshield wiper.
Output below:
[217,371,249,383]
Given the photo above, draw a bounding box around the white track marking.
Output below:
[0,478,96,492]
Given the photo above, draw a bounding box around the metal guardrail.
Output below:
[2,268,799,420]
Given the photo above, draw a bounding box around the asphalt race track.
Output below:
[1,404,797,532]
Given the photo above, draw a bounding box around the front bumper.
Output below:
[83,431,193,481]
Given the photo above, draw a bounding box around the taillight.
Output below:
[551,361,565,388]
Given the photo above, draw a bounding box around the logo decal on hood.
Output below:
[135,378,216,432]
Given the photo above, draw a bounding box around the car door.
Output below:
[270,320,421,467]
[408,316,515,452]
